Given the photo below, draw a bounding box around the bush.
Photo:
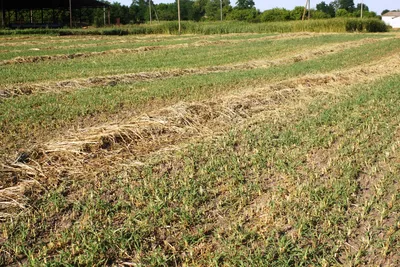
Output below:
[336,9,349,17]
[345,19,363,32]
[365,19,388,32]
[260,8,291,22]
[102,29,129,35]
[226,8,260,23]
[345,18,388,32]
[312,11,331,19]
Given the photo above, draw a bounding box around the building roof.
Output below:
[382,12,400,17]
[1,0,109,10]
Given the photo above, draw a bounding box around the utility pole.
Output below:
[177,0,181,35]
[360,0,363,18]
[302,0,310,20]
[69,0,72,27]
[220,0,223,21]
[149,0,152,24]
[308,0,311,19]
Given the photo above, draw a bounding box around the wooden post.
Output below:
[177,0,181,35]
[69,0,72,27]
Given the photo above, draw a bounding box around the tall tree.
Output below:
[235,0,255,9]
[179,0,195,20]
[356,3,368,12]
[193,0,208,20]
[206,0,231,20]
[316,1,335,17]
[338,0,355,12]
[381,9,390,15]
[156,3,177,21]
[130,0,147,23]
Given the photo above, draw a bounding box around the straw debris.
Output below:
[1,36,391,99]
[2,51,399,218]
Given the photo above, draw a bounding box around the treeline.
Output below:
[102,0,381,26]
[2,0,386,27]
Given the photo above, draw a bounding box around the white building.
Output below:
[382,12,400,28]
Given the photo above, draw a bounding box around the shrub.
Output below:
[312,10,331,19]
[260,8,291,22]
[336,9,349,17]
[345,18,388,32]
[226,8,260,23]
[365,19,388,32]
[345,19,363,32]
[102,29,129,35]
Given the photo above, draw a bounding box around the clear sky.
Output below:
[117,0,399,15]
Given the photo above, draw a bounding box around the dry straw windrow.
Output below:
[0,32,345,67]
[2,51,400,219]
[1,36,393,99]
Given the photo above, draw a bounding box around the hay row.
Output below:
[0,32,324,49]
[1,36,390,99]
[0,32,340,63]
[0,39,235,66]
[2,51,400,218]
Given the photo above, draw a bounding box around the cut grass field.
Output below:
[0,32,399,266]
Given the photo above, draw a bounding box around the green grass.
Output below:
[1,36,399,154]
[0,33,389,85]
[0,33,279,60]
[2,72,399,266]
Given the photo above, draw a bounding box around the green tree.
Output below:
[156,3,177,21]
[338,0,355,12]
[381,9,390,15]
[312,10,331,19]
[179,0,195,20]
[260,8,291,22]
[110,2,131,24]
[193,0,208,20]
[205,0,219,20]
[130,0,147,23]
[235,0,255,9]
[316,1,335,17]
[290,6,305,20]
[205,0,232,20]
[226,8,259,22]
[336,8,349,17]
[356,3,369,12]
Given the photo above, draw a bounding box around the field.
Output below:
[1,31,400,266]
